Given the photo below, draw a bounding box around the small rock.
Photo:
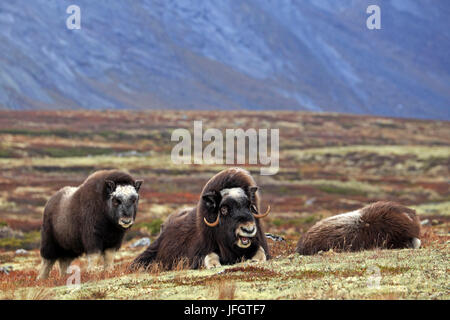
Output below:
[131,237,151,248]
[0,266,13,275]
[265,233,285,242]
[15,249,28,255]
[431,219,441,226]
[0,226,23,239]
[420,219,430,226]
[305,198,316,206]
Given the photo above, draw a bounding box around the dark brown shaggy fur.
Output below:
[132,168,270,270]
[296,201,421,255]
[39,170,142,276]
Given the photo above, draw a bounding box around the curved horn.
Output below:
[204,214,220,227]
[253,205,271,219]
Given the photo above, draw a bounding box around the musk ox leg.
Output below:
[102,249,116,271]
[58,258,74,276]
[87,252,102,272]
[410,238,421,249]
[204,253,221,269]
[37,258,56,280]
[250,246,266,263]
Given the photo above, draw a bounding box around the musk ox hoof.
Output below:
[87,266,102,273]
[87,253,104,272]
[205,253,222,269]
[36,269,48,280]
[36,274,47,280]
[411,238,421,249]
[250,246,267,263]
[37,259,55,280]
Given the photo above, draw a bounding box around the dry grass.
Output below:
[0,223,448,300]
[216,281,236,300]
[77,288,109,300]
[0,110,448,299]
[1,287,54,300]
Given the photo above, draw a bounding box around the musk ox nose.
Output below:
[121,210,133,218]
[241,226,255,234]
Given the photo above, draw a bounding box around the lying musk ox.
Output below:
[38,170,143,279]
[132,167,270,270]
[296,201,421,255]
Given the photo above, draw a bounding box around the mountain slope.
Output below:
[0,0,449,119]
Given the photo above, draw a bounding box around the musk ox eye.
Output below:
[220,206,228,215]
[112,198,121,206]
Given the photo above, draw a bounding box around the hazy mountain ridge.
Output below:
[0,0,449,119]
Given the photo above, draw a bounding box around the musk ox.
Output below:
[131,167,270,270]
[38,170,143,279]
[296,201,421,255]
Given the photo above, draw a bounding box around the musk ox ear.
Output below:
[105,180,116,194]
[202,191,220,211]
[134,180,143,192]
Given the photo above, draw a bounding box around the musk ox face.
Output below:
[203,186,266,249]
[105,180,143,229]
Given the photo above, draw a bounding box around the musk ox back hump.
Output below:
[296,201,421,255]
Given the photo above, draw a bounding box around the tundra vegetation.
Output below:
[0,110,448,300]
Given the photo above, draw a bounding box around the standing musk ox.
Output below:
[132,168,270,270]
[38,170,143,279]
[296,201,421,255]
